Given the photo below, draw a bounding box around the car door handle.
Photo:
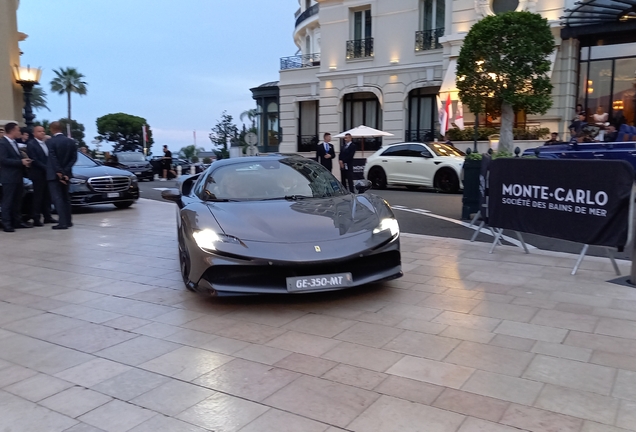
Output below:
[381,160,388,162]
[406,161,413,163]
[594,154,604,157]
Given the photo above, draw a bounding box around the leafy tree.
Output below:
[456,11,555,151]
[202,157,212,164]
[31,87,50,112]
[58,118,86,147]
[209,111,238,159]
[179,144,205,161]
[50,67,88,121]
[96,112,154,153]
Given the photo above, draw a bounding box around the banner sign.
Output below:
[488,158,634,248]
[352,158,366,180]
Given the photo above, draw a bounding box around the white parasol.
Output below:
[333,125,394,152]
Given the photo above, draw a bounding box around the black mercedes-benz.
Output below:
[162,155,402,296]
[71,152,140,208]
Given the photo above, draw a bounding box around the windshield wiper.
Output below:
[259,195,313,201]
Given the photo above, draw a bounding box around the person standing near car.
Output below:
[316,132,335,171]
[0,122,33,232]
[27,126,57,226]
[161,145,173,181]
[47,121,77,230]
[339,133,356,192]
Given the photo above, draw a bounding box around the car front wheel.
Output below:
[368,167,387,190]
[434,169,460,194]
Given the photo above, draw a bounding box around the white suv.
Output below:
[363,142,465,193]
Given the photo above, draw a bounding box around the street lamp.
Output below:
[12,65,43,133]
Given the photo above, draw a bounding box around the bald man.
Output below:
[27,126,56,225]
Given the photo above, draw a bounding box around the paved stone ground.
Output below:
[1,199,636,432]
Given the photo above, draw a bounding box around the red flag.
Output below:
[142,125,148,144]
[444,93,452,136]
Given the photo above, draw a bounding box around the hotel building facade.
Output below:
[251,0,636,155]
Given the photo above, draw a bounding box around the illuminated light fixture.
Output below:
[390,59,399,65]
[329,66,337,71]
[12,64,43,84]
[12,65,43,132]
[587,87,594,94]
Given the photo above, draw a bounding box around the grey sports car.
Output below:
[162,155,402,296]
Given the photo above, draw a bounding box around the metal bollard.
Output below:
[176,165,182,177]
[190,165,196,175]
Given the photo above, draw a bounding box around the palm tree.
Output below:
[50,67,88,121]
[31,87,50,112]
[240,108,258,129]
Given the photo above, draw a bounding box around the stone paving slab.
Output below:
[0,199,635,431]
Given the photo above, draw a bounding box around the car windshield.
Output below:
[74,152,100,167]
[428,143,466,157]
[202,158,347,201]
[116,153,146,162]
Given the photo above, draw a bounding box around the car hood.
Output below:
[207,194,387,243]
[73,165,136,179]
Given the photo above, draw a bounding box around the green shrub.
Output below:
[447,126,551,141]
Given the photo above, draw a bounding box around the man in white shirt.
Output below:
[27,126,56,225]
[316,132,335,171]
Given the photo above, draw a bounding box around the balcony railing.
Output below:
[280,53,321,70]
[298,134,319,152]
[415,28,444,51]
[346,38,374,60]
[295,3,319,27]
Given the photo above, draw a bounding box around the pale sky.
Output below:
[18,0,298,153]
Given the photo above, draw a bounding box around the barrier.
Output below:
[484,158,635,275]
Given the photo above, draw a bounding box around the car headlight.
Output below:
[70,178,86,184]
[131,176,138,183]
[192,229,242,252]
[373,218,399,237]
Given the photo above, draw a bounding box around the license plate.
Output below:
[286,273,353,292]
[134,172,142,175]
[107,192,119,198]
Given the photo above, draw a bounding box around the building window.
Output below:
[342,92,382,150]
[407,89,437,142]
[416,0,444,51]
[491,0,519,14]
[347,8,373,59]
[578,47,636,130]
[298,100,319,152]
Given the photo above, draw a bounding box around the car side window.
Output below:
[381,145,410,157]
[409,144,432,158]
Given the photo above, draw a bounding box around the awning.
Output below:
[561,0,636,28]
[439,59,457,95]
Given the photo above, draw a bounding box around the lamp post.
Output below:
[12,65,43,133]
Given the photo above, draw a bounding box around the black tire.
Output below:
[405,185,420,191]
[368,167,387,190]
[178,232,197,292]
[113,201,134,209]
[434,169,460,194]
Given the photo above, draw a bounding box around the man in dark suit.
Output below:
[27,125,56,226]
[0,122,33,232]
[316,132,336,171]
[46,121,77,230]
[339,133,356,192]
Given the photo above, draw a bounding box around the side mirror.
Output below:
[161,188,181,203]
[421,151,433,158]
[355,179,372,194]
